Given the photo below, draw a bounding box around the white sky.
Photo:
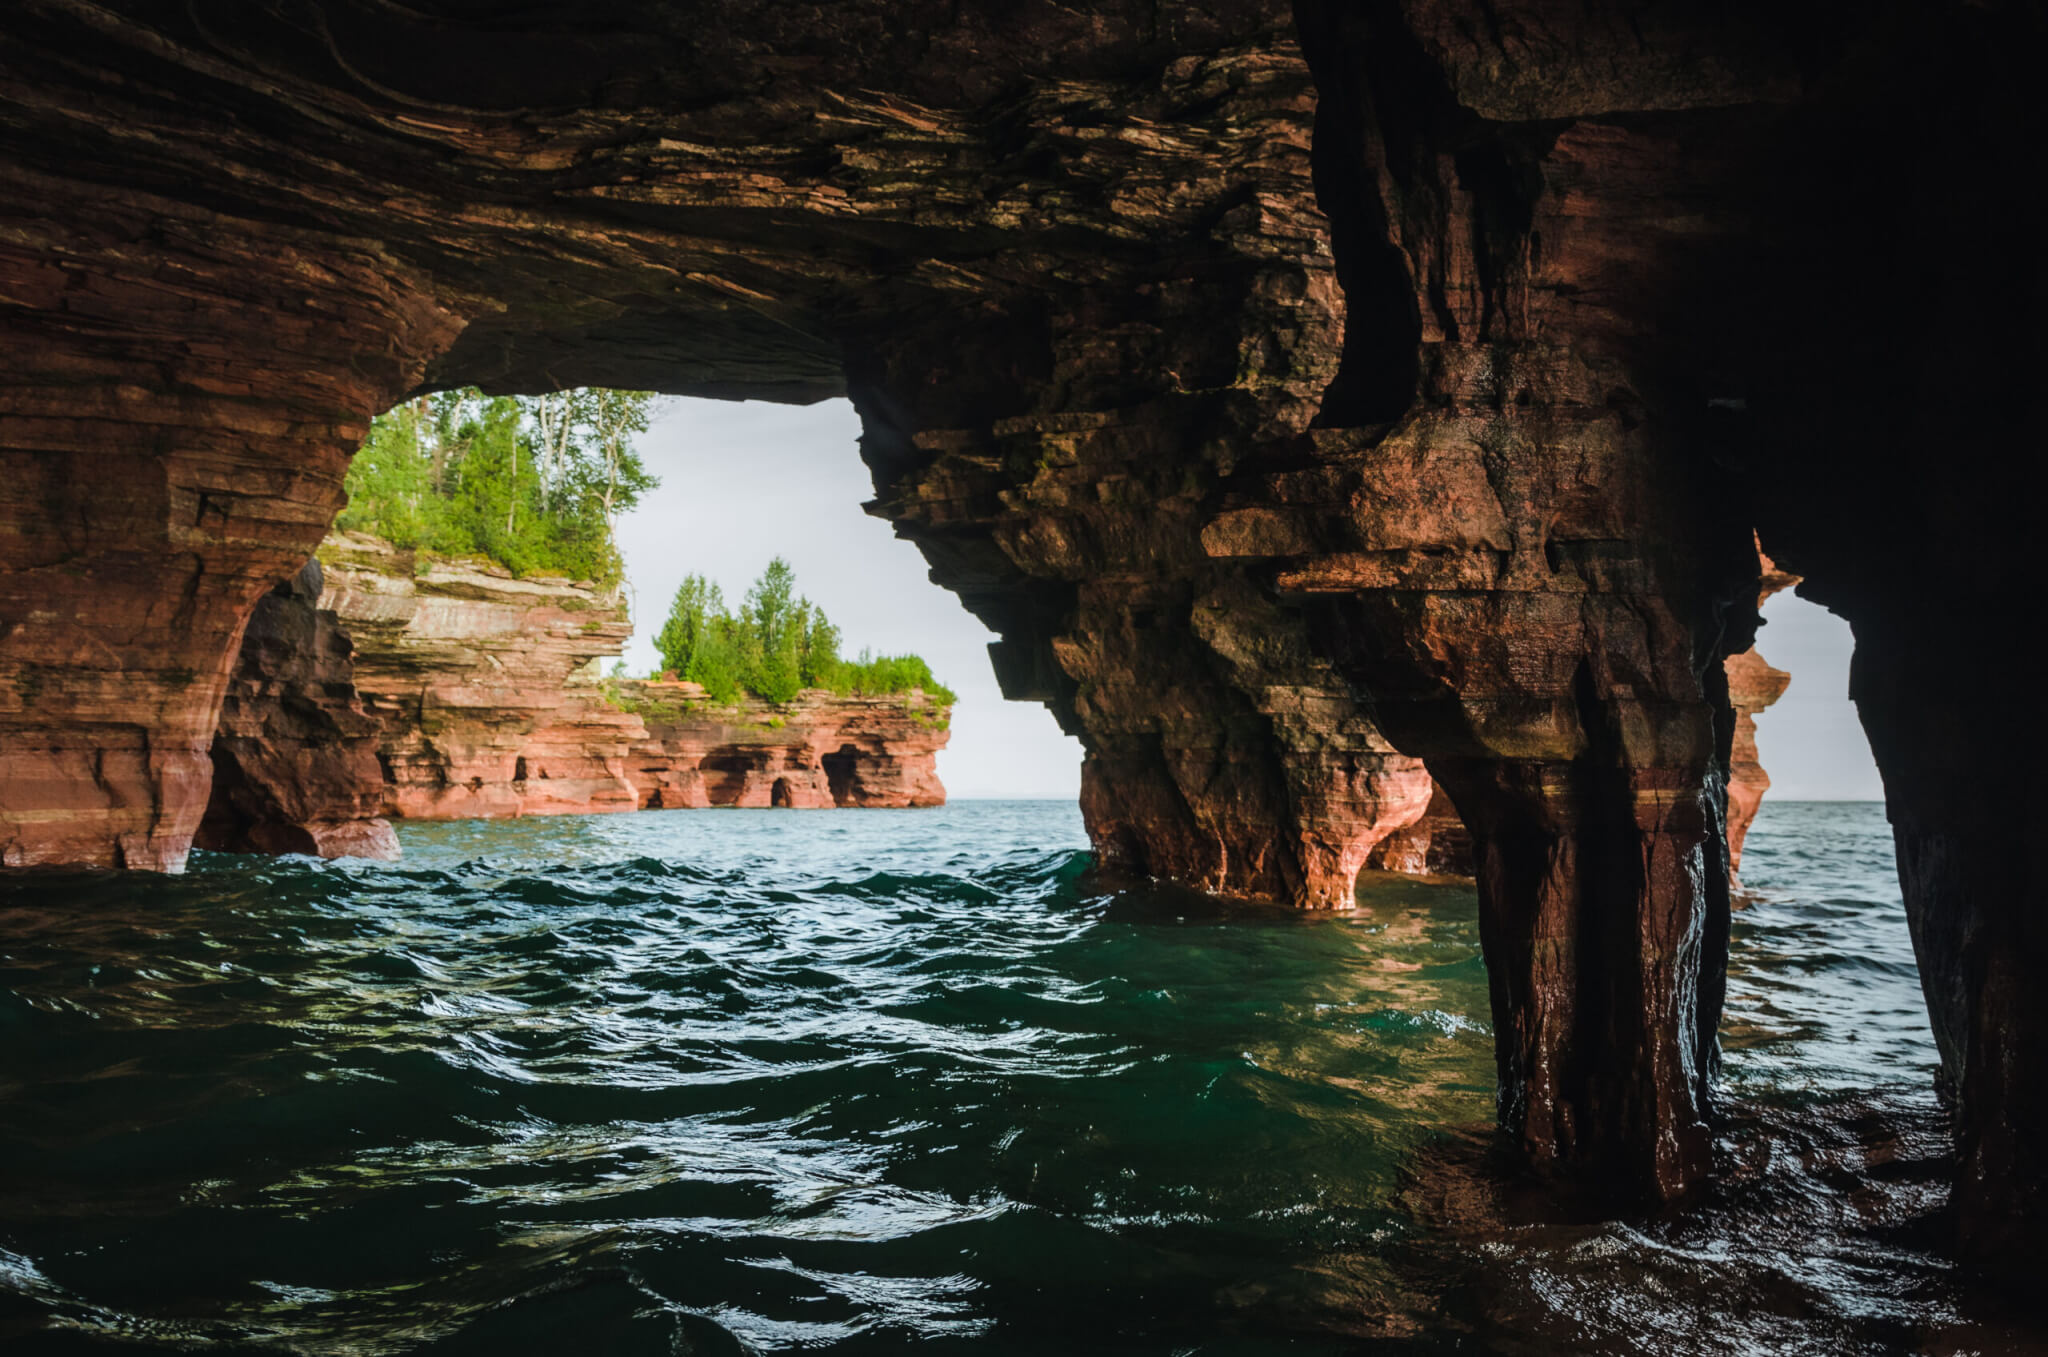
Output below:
[615,397,1883,804]
[1750,588,1884,801]
[614,397,1084,800]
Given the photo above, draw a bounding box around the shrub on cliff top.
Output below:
[653,559,955,708]
[338,388,658,588]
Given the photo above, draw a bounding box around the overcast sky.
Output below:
[1750,588,1884,801]
[615,397,1883,803]
[614,398,1084,800]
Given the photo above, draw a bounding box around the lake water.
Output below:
[0,801,2035,1353]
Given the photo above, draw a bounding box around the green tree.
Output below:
[655,575,724,678]
[740,558,804,701]
[686,615,745,704]
[337,386,659,589]
[620,558,951,710]
[799,604,842,688]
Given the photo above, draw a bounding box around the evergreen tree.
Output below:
[741,557,803,701]
[337,386,659,588]
[799,604,841,687]
[636,559,953,709]
[655,575,724,678]
[685,617,745,704]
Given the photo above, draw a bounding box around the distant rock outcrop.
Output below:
[617,680,947,810]
[196,532,953,856]
[1725,554,1801,876]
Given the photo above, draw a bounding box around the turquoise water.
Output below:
[0,802,2030,1353]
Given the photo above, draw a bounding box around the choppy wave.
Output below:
[0,801,2035,1353]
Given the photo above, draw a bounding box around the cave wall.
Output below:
[0,0,1424,904]
[197,557,398,860]
[2,0,2043,1272]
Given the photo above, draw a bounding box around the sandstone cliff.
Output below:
[316,532,645,822]
[211,532,950,842]
[618,680,946,811]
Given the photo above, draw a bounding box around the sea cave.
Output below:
[1,2,2043,1351]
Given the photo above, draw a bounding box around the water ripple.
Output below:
[0,801,2032,1353]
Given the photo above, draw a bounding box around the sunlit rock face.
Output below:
[315,533,646,823]
[620,681,947,812]
[209,533,951,835]
[303,535,950,824]
[1724,554,1799,877]
[1,0,2044,1271]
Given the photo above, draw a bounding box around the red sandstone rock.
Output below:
[316,532,645,821]
[1365,784,1474,878]
[621,681,947,811]
[307,533,948,822]
[197,559,397,860]
[1724,554,1800,878]
[5,0,2045,1271]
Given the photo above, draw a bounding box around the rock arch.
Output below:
[1,0,2041,1271]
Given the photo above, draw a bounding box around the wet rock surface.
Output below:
[1,0,2044,1273]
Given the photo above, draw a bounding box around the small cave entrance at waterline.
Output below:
[823,745,860,806]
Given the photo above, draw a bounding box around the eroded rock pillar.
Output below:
[1276,1,1776,1192]
[1852,617,2047,1271]
[847,31,1435,909]
[0,178,461,869]
[1310,581,1742,1199]
[1426,706,1726,1197]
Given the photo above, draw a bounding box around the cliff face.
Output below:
[621,681,946,811]
[197,559,398,861]
[228,532,951,837]
[4,0,2044,1268]
[316,532,644,822]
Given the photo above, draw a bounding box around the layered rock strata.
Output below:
[298,534,947,828]
[315,532,644,822]
[621,681,946,811]
[3,0,2043,1270]
[196,559,398,860]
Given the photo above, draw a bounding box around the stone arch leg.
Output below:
[1307,581,1744,1199]
[1850,615,2047,1271]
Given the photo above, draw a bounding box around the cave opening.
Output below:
[2,0,2041,1331]
[823,744,860,806]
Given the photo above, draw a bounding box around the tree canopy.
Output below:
[337,388,659,587]
[654,559,955,707]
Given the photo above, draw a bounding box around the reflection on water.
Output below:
[0,801,2037,1353]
